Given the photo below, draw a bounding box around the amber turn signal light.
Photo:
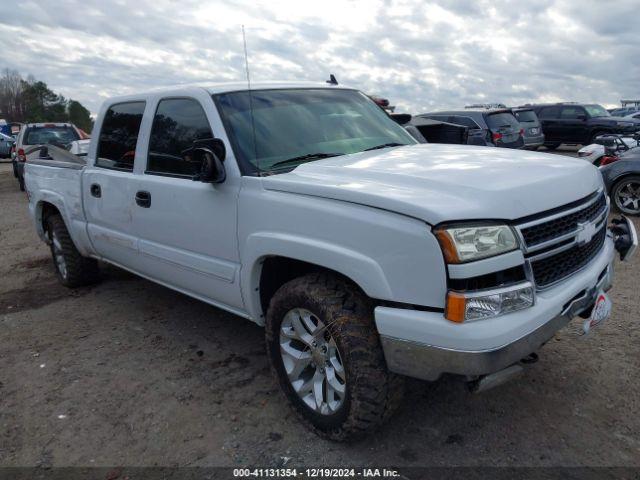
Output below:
[445,291,466,323]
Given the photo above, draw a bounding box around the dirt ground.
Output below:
[0,154,639,471]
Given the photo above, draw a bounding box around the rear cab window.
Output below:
[96,102,146,171]
[23,125,79,146]
[146,98,214,177]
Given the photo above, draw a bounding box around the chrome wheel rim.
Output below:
[50,230,68,279]
[615,181,640,214]
[279,308,346,415]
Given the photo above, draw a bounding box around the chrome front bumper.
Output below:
[378,217,637,382]
[379,264,614,380]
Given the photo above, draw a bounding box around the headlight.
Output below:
[434,224,518,263]
[446,282,534,322]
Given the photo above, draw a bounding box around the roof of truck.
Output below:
[103,82,354,105]
[204,81,351,94]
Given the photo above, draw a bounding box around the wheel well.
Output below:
[258,256,362,314]
[39,202,61,232]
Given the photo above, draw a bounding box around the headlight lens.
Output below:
[434,224,518,263]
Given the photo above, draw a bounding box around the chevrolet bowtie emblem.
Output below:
[576,220,597,245]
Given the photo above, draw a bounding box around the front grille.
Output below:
[530,227,606,288]
[521,193,607,247]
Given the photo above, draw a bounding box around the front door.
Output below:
[132,96,244,312]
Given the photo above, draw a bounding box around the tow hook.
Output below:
[610,216,638,262]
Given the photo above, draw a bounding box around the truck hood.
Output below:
[261,144,603,225]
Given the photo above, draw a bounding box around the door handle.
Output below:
[90,183,101,198]
[135,190,151,208]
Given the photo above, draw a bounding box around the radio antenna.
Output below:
[242,25,259,172]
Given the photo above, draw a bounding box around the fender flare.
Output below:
[34,191,70,240]
[241,232,393,324]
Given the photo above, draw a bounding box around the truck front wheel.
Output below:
[45,214,99,287]
[265,273,403,441]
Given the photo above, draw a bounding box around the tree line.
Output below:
[0,68,93,133]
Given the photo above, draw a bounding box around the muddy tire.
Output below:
[45,214,99,287]
[265,273,404,441]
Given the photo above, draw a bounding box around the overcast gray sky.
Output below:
[2,0,638,114]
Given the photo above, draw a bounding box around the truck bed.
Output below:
[24,145,93,257]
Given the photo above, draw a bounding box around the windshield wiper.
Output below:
[269,152,344,169]
[364,142,406,151]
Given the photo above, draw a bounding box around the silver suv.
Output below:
[512,107,545,150]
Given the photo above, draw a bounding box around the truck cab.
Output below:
[24,83,637,441]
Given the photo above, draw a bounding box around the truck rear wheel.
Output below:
[265,273,403,441]
[45,214,99,287]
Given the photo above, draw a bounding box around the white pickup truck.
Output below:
[24,83,637,440]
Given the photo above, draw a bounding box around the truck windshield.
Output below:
[584,104,610,118]
[215,88,415,175]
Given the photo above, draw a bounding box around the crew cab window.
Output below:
[147,98,214,177]
[96,101,146,171]
[560,107,585,119]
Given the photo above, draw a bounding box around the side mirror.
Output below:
[192,147,226,183]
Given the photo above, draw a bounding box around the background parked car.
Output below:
[527,102,640,150]
[0,132,15,158]
[511,107,544,149]
[416,108,524,148]
[13,122,81,191]
[609,107,640,117]
[578,134,639,166]
[600,147,640,216]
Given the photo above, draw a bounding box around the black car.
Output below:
[526,102,640,150]
[600,146,640,216]
[417,109,524,148]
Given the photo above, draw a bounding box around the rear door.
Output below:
[132,94,244,312]
[83,101,147,270]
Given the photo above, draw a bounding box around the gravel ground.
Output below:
[0,153,639,471]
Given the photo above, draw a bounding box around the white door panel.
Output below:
[83,167,143,269]
[133,174,243,310]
